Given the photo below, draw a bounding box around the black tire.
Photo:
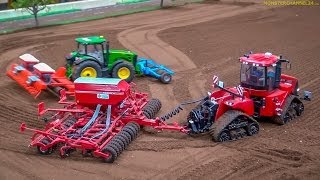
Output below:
[146,106,156,118]
[111,138,125,152]
[108,143,121,156]
[146,104,157,117]
[102,146,117,163]
[143,107,154,119]
[111,61,135,82]
[123,126,137,139]
[128,122,140,132]
[150,99,162,111]
[117,133,130,145]
[143,109,152,119]
[114,135,129,149]
[120,131,132,142]
[37,138,53,155]
[160,73,172,84]
[72,61,102,80]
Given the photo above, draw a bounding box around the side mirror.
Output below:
[217,81,224,88]
[286,63,292,69]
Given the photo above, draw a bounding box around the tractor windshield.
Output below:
[240,64,267,89]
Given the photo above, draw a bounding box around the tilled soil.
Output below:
[0,1,319,180]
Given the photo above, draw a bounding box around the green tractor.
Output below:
[65,36,138,82]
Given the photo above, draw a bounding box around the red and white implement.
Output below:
[6,54,74,98]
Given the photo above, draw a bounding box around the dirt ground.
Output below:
[0,1,320,180]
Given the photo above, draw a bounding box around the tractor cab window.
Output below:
[240,64,266,89]
[87,44,103,53]
[78,43,86,54]
[86,44,104,62]
[266,66,276,90]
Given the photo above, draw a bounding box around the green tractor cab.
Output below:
[65,36,138,82]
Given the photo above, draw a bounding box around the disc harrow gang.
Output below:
[142,98,162,119]
[103,122,140,163]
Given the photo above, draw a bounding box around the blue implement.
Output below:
[136,58,175,84]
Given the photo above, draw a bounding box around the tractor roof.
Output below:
[239,52,279,66]
[75,36,107,45]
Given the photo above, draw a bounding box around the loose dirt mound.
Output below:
[0,2,319,180]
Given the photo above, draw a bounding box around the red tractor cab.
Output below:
[239,52,304,120]
[185,52,310,142]
[239,52,295,92]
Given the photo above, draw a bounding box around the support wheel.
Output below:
[102,146,117,163]
[72,61,102,80]
[216,130,231,142]
[112,61,135,82]
[37,138,53,155]
[246,122,259,136]
[160,73,172,84]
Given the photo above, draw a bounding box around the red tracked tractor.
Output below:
[19,52,310,162]
[6,54,74,98]
[184,52,310,141]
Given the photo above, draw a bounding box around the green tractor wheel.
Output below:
[72,61,102,80]
[112,61,135,82]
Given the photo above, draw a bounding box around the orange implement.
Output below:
[6,64,47,98]
[51,67,75,94]
[7,64,75,98]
